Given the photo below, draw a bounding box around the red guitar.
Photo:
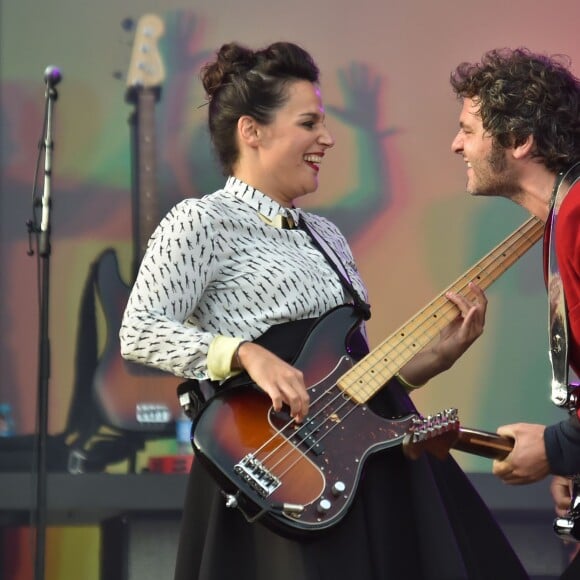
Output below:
[191,216,542,536]
[91,14,181,433]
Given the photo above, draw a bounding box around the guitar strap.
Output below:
[299,216,371,320]
[546,162,580,542]
[547,162,580,408]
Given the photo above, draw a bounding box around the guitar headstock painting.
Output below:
[126,14,165,99]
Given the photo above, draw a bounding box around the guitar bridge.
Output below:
[234,454,281,498]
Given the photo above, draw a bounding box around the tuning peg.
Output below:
[121,17,135,31]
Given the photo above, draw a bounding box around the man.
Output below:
[449,47,580,541]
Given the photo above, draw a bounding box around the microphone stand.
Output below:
[30,66,61,580]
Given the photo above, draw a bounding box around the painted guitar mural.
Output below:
[92,14,181,433]
[192,216,542,536]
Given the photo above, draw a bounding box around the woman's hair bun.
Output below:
[201,43,257,98]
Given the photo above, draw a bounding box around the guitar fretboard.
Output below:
[135,89,159,263]
[338,216,544,403]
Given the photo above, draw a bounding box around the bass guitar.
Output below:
[91,14,182,433]
[192,216,542,536]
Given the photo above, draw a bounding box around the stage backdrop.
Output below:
[1,0,579,578]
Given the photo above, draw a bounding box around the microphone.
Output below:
[39,65,61,255]
[44,66,62,87]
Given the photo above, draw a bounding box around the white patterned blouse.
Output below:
[120,177,368,381]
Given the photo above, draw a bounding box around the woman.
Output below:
[120,41,527,579]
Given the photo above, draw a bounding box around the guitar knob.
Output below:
[317,499,332,515]
[331,481,346,497]
[554,516,580,540]
[224,494,238,509]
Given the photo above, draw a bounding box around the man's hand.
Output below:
[492,423,550,484]
[552,475,574,517]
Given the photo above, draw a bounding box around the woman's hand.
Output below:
[235,341,310,423]
[434,282,487,368]
[399,282,487,386]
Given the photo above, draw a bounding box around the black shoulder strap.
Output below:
[299,216,371,320]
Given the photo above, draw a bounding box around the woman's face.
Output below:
[251,80,335,206]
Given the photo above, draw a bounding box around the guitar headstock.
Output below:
[126,14,165,101]
[403,408,460,460]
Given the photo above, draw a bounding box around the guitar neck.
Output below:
[132,88,159,274]
[402,418,514,462]
[339,216,544,403]
[125,13,165,281]
[453,427,514,460]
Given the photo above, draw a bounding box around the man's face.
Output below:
[451,97,519,198]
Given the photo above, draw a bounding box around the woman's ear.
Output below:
[238,115,260,147]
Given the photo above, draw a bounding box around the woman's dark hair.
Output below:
[200,41,320,174]
[450,47,580,173]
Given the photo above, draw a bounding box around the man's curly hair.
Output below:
[450,47,580,173]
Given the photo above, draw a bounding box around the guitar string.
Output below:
[247,219,543,483]
[254,373,446,489]
[244,220,543,487]
[247,367,358,471]
[341,218,543,400]
[274,218,540,439]
[252,221,542,488]
[347,218,542,380]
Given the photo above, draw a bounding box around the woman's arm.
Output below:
[398,282,488,387]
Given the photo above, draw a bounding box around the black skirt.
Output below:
[173,382,528,580]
